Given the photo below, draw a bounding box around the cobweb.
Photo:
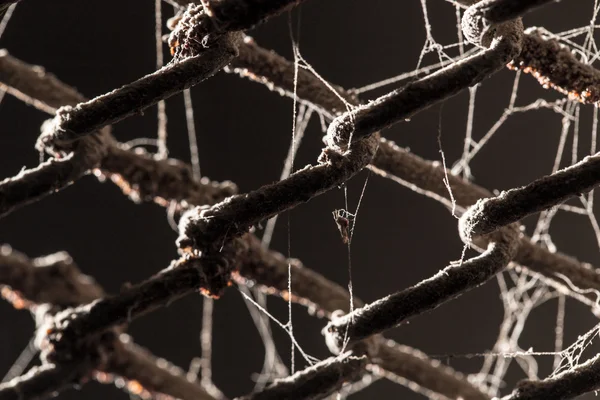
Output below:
[260,0,600,397]
[6,0,600,399]
[161,0,600,398]
[371,0,600,398]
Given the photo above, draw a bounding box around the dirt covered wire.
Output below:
[460,153,600,238]
[0,202,373,399]
[228,34,600,399]
[187,6,529,353]
[236,353,367,400]
[325,1,524,150]
[453,0,600,108]
[1,0,600,400]
[4,0,317,214]
[323,224,521,351]
[10,4,600,400]
[38,0,310,150]
[0,2,370,396]
[0,48,111,217]
[0,50,236,218]
[37,32,239,153]
[502,350,600,399]
[236,236,492,400]
[0,43,491,400]
[0,247,220,400]
[226,30,600,301]
[229,7,598,352]
[327,1,600,395]
[224,0,600,396]
[177,0,523,251]
[167,0,557,395]
[0,48,384,399]
[176,135,378,253]
[465,0,561,24]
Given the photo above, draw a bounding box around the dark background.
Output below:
[1,1,599,398]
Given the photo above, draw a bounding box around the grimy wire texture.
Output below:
[1,0,599,399]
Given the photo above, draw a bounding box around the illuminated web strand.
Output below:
[355,47,478,95]
[459,85,478,180]
[553,294,566,371]
[416,0,448,70]
[155,0,168,159]
[287,12,300,374]
[183,89,201,179]
[238,285,288,390]
[0,2,16,39]
[261,105,312,248]
[1,338,36,383]
[452,71,522,176]
[239,289,319,366]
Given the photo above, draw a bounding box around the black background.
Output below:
[1,1,600,399]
